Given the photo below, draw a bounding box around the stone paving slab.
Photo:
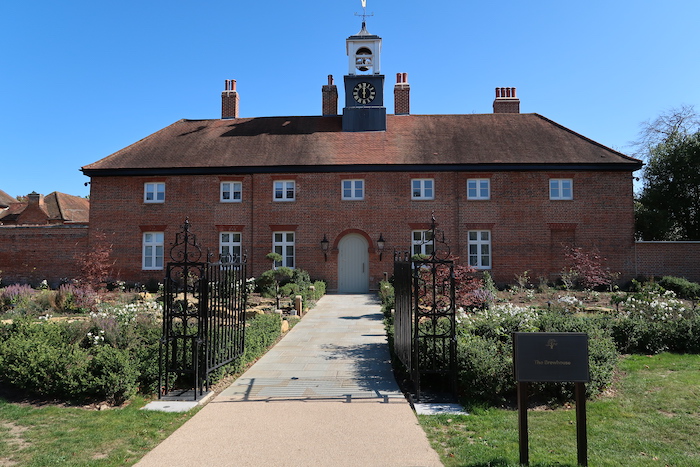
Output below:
[136,294,443,467]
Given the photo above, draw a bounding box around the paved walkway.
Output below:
[137,294,443,467]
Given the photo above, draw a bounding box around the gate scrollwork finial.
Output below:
[169,217,203,262]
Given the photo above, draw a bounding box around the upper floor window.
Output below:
[221,182,242,202]
[274,181,295,201]
[412,179,434,200]
[144,182,165,203]
[550,179,573,200]
[273,232,295,268]
[220,232,242,261]
[142,232,164,270]
[467,179,490,200]
[468,230,491,269]
[412,230,434,257]
[342,179,364,200]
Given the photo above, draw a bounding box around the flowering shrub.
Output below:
[618,289,687,321]
[609,283,699,354]
[0,284,36,311]
[459,303,540,338]
[455,304,618,403]
[86,300,163,349]
[55,283,98,313]
[556,294,582,313]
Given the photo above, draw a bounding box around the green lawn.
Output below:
[419,353,700,466]
[0,396,194,466]
[2,353,699,466]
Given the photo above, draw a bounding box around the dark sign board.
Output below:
[513,332,590,383]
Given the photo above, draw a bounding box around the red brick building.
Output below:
[81,22,642,291]
[0,191,89,286]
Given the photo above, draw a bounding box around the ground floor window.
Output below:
[468,230,491,269]
[219,232,242,261]
[143,232,164,270]
[412,230,434,257]
[273,232,295,268]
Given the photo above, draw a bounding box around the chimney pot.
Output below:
[221,79,240,118]
[322,74,338,116]
[394,72,410,115]
[493,87,520,114]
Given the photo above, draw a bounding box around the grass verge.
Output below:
[0,396,194,466]
[419,353,700,466]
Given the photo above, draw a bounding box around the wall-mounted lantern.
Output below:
[377,233,386,261]
[320,234,330,261]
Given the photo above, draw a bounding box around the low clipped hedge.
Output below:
[457,307,618,404]
[378,280,700,405]
[0,312,283,405]
[0,317,145,404]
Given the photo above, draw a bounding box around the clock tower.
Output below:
[342,20,386,132]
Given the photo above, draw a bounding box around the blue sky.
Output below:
[2,0,698,199]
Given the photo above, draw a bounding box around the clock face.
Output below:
[352,82,376,105]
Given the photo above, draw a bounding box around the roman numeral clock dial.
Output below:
[352,82,376,104]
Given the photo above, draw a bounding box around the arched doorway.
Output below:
[337,233,369,293]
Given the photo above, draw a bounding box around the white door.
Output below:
[337,234,369,293]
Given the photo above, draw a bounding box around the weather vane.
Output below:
[355,0,373,23]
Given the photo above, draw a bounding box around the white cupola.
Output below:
[346,21,382,75]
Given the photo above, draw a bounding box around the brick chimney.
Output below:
[322,75,338,116]
[221,79,239,119]
[493,87,520,114]
[394,72,410,115]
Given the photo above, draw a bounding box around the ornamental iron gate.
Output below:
[393,216,457,401]
[159,219,247,400]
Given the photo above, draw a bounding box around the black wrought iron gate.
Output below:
[393,216,457,400]
[159,219,247,400]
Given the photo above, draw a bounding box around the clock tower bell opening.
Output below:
[342,14,386,132]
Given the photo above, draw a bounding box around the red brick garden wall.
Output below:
[635,242,700,283]
[0,224,88,287]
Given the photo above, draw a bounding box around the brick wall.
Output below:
[88,169,637,290]
[635,241,700,283]
[0,224,88,286]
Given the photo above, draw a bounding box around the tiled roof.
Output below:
[82,114,642,174]
[0,192,89,224]
[45,192,90,223]
[0,189,17,208]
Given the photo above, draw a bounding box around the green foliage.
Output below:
[0,284,36,313]
[256,267,323,310]
[658,275,700,299]
[456,333,514,402]
[636,130,700,240]
[457,305,619,403]
[87,345,139,404]
[0,288,287,406]
[236,313,281,372]
[256,267,293,297]
[421,353,700,467]
[378,279,395,312]
[482,271,498,297]
[0,318,141,404]
[0,300,163,405]
[310,280,326,300]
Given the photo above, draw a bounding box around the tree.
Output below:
[632,104,700,158]
[75,230,115,290]
[634,106,700,240]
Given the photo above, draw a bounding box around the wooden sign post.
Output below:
[513,332,590,466]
